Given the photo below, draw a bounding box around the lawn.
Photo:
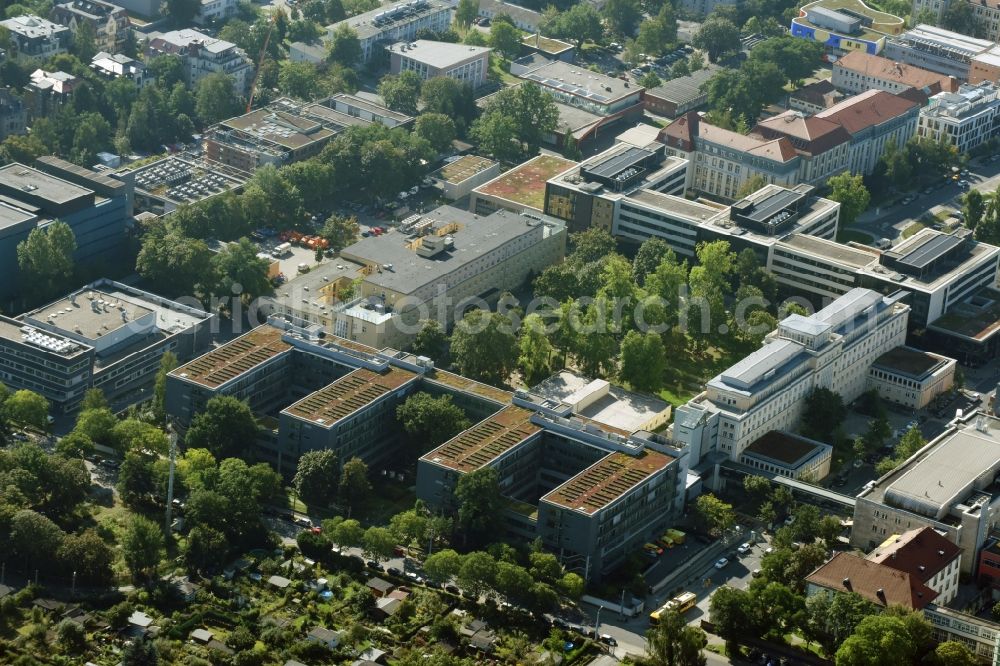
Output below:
[902,221,926,239]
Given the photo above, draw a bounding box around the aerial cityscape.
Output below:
[6,0,1000,663]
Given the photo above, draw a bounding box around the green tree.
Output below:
[694,16,740,61]
[81,388,108,412]
[362,525,396,561]
[397,392,470,453]
[800,387,847,443]
[9,509,64,568]
[646,608,707,666]
[964,189,985,230]
[73,408,117,450]
[278,60,321,99]
[183,524,228,573]
[458,550,497,597]
[451,310,518,385]
[122,637,158,666]
[804,591,876,656]
[424,548,463,584]
[603,0,642,35]
[56,618,87,653]
[549,3,602,49]
[488,20,522,59]
[415,112,457,153]
[294,449,340,507]
[640,71,662,88]
[185,395,258,460]
[153,351,177,424]
[934,641,978,666]
[167,0,200,22]
[708,585,754,654]
[412,319,449,363]
[743,474,771,498]
[420,76,476,131]
[211,237,273,303]
[195,72,241,125]
[136,225,213,297]
[619,330,665,392]
[747,36,822,84]
[121,514,164,583]
[941,0,980,37]
[827,173,870,227]
[835,611,933,666]
[331,517,364,548]
[16,221,77,301]
[455,466,502,544]
[455,0,479,27]
[56,430,94,458]
[4,390,49,430]
[338,456,371,515]
[378,70,423,116]
[470,111,520,161]
[694,493,735,535]
[737,174,768,198]
[632,238,671,286]
[518,313,553,385]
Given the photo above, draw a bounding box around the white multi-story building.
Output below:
[90,51,152,87]
[293,0,452,64]
[671,289,910,474]
[386,40,491,87]
[918,82,1000,154]
[1,15,70,60]
[145,29,253,94]
[194,0,238,25]
[883,24,993,80]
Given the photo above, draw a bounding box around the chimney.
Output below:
[842,577,852,590]
[938,549,945,556]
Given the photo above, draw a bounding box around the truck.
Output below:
[272,242,292,258]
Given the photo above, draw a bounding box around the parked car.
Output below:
[714,557,729,569]
[737,542,752,554]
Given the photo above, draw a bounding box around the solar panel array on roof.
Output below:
[583,146,653,180]
[178,328,290,387]
[893,233,963,271]
[428,406,539,471]
[522,73,611,102]
[287,371,392,423]
[741,188,803,224]
[544,451,667,514]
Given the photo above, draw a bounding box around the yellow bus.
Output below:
[649,591,697,624]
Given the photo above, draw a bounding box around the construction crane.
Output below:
[246,10,279,113]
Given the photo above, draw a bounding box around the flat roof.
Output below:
[516,59,642,105]
[541,449,673,515]
[929,288,1000,342]
[624,190,724,222]
[779,233,878,268]
[0,314,90,358]
[436,155,498,184]
[171,326,291,388]
[23,290,150,343]
[332,0,451,40]
[743,431,827,467]
[871,346,945,377]
[887,229,964,271]
[0,200,36,232]
[0,163,92,206]
[387,40,491,67]
[219,106,334,150]
[521,33,573,54]
[719,338,803,390]
[152,28,238,54]
[340,206,558,295]
[421,405,541,472]
[423,369,513,404]
[584,145,654,180]
[646,66,717,105]
[329,93,413,123]
[899,24,994,55]
[874,417,1000,518]
[283,366,416,425]
[475,155,577,210]
[531,370,669,432]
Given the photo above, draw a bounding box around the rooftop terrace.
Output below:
[541,449,672,515]
[422,405,541,472]
[744,430,826,466]
[172,326,291,388]
[284,366,416,425]
[437,155,498,184]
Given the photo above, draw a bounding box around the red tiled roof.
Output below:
[836,51,959,94]
[815,90,919,136]
[806,552,938,610]
[755,111,852,156]
[659,111,799,163]
[659,111,698,152]
[866,527,961,584]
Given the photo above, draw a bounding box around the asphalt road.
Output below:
[856,156,1000,244]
